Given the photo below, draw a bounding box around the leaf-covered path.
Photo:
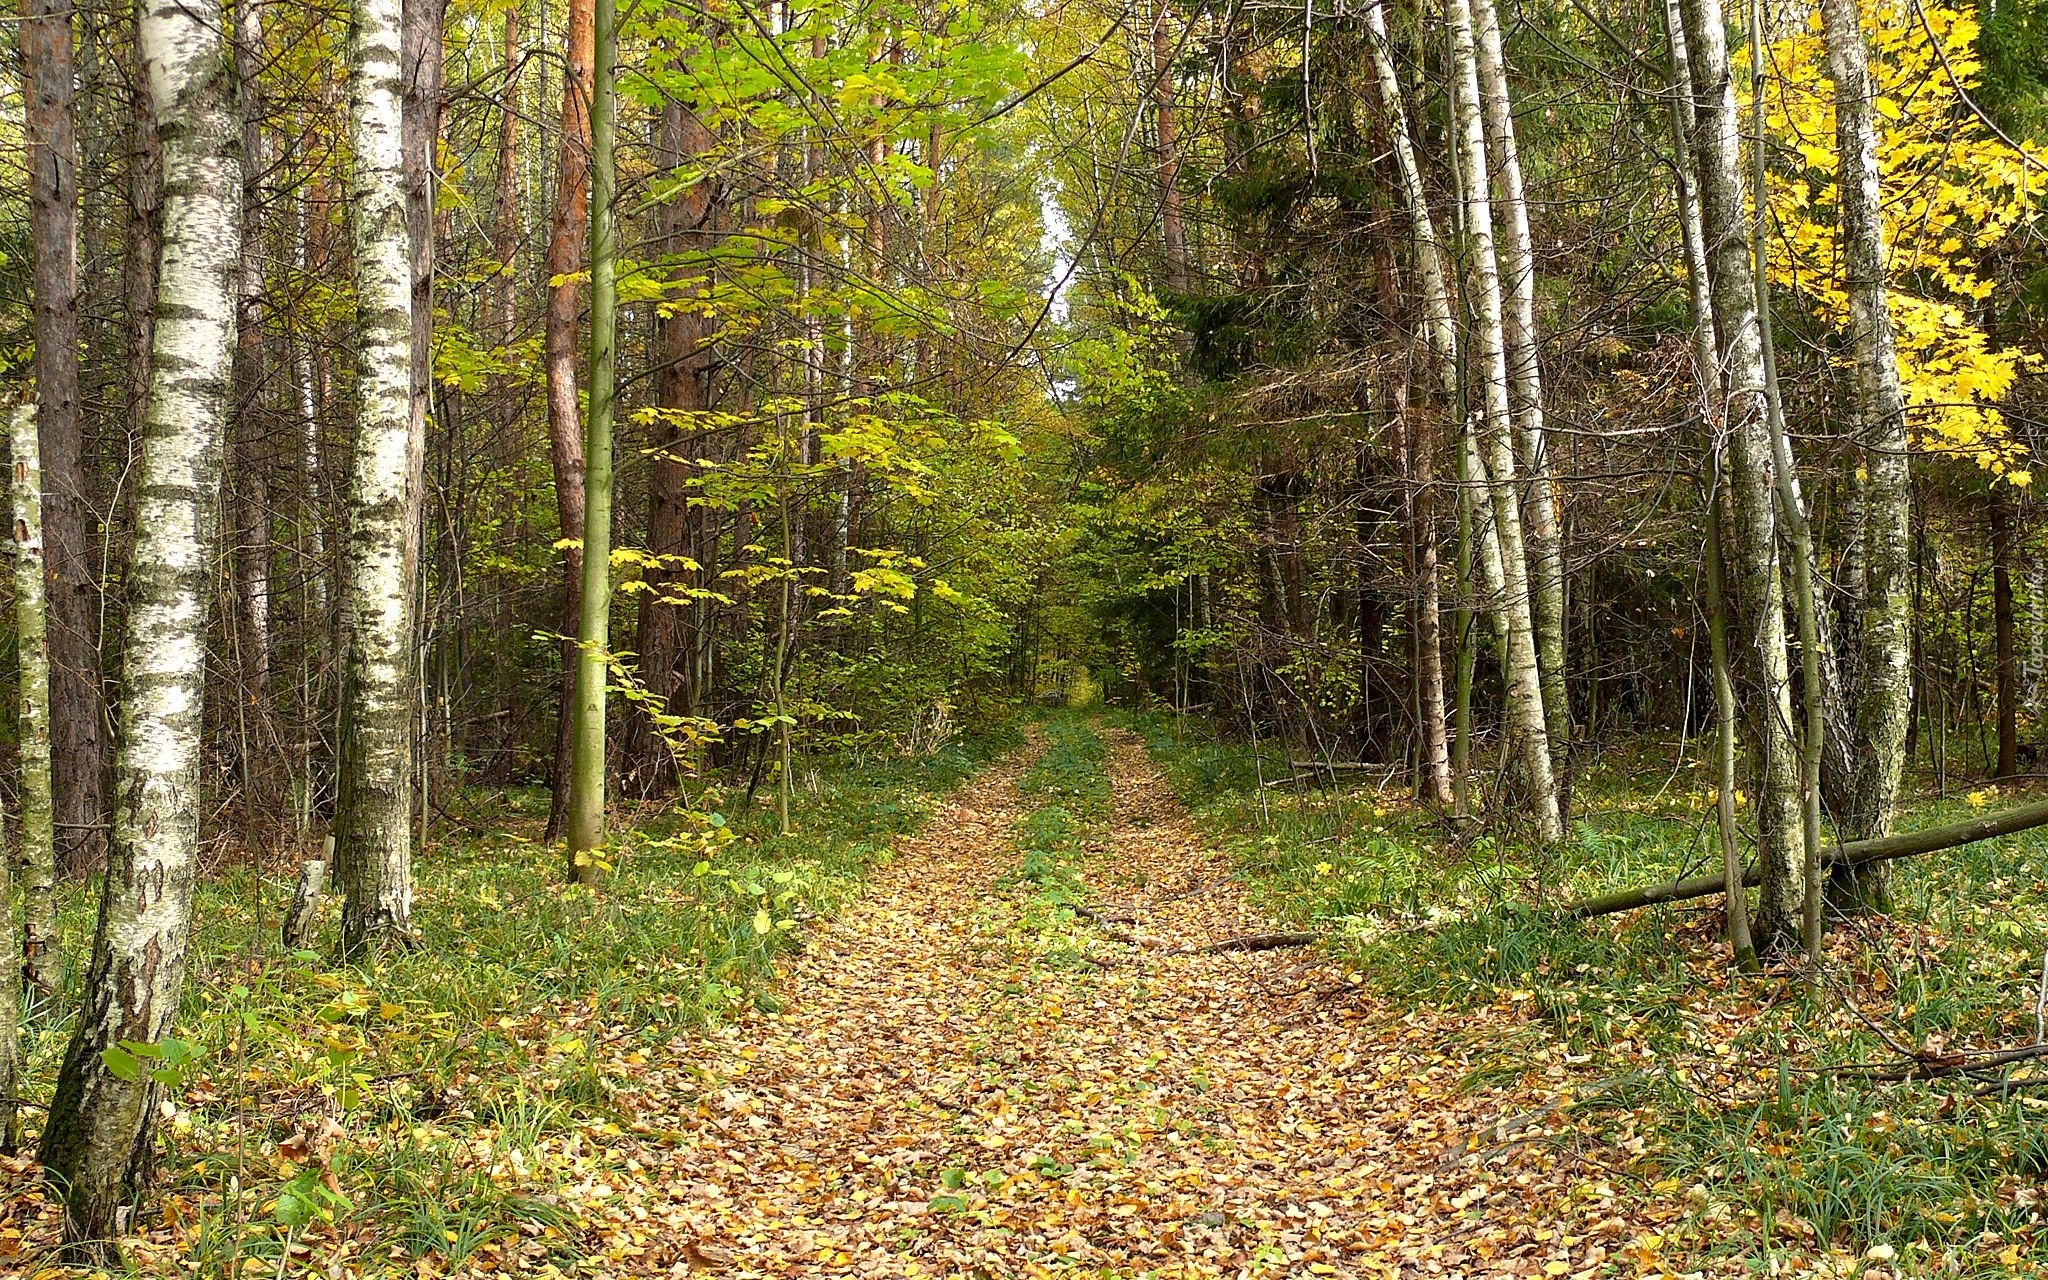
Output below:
[617,731,1667,1279]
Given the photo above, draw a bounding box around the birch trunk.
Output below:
[1819,0,1911,887]
[1661,0,1753,965]
[1364,0,1455,805]
[1470,0,1569,767]
[335,0,421,956]
[0,746,13,1151]
[1448,0,1561,842]
[1745,0,1825,961]
[542,0,595,843]
[566,0,618,882]
[37,0,240,1247]
[13,407,61,998]
[233,0,276,835]
[26,0,109,878]
[1677,0,1807,950]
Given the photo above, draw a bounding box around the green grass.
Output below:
[1117,708,2048,1276]
[13,724,1020,1276]
[1006,713,1113,908]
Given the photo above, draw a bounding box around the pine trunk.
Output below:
[37,0,241,1247]
[1153,0,1188,294]
[628,70,720,790]
[26,0,109,879]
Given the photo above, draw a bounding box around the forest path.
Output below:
[627,730,1634,1279]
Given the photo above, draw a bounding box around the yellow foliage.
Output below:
[1750,0,2047,480]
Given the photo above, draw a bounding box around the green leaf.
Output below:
[101,1045,142,1082]
[752,909,773,936]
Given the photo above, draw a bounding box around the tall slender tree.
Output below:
[1678,0,1808,949]
[335,0,425,955]
[544,0,597,842]
[1470,0,1569,771]
[1448,0,1562,842]
[566,0,618,882]
[37,0,242,1248]
[13,405,60,998]
[25,0,109,878]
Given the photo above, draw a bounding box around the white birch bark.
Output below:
[12,405,60,998]
[336,0,420,956]
[1677,0,1807,948]
[1822,0,1913,897]
[1470,0,1569,762]
[1366,0,1456,397]
[1448,0,1561,841]
[1365,0,1465,805]
[36,0,239,1248]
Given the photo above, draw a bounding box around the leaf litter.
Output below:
[0,730,1779,1278]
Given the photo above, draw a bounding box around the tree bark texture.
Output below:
[335,0,424,957]
[1677,0,1807,950]
[38,0,241,1248]
[567,0,618,882]
[1470,0,1569,767]
[13,406,62,998]
[26,0,110,879]
[1822,0,1914,913]
[1448,0,1562,842]
[543,0,595,843]
[233,0,277,833]
[627,72,720,790]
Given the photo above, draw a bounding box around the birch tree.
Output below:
[1821,0,1913,909]
[1677,0,1808,949]
[1448,0,1562,842]
[37,0,241,1248]
[1470,0,1569,767]
[13,406,60,997]
[1363,0,1463,806]
[335,0,421,955]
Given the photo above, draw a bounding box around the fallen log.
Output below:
[1565,798,2048,919]
[1174,930,1322,955]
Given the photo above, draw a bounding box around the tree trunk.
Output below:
[1448,0,1561,842]
[1995,495,2019,779]
[1153,0,1188,295]
[12,407,61,999]
[1470,0,1569,772]
[543,0,595,844]
[628,63,720,791]
[25,0,109,879]
[1661,0,1753,967]
[567,0,617,884]
[233,0,276,841]
[335,0,427,957]
[37,0,240,1248]
[1677,0,1807,951]
[1822,0,1914,914]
